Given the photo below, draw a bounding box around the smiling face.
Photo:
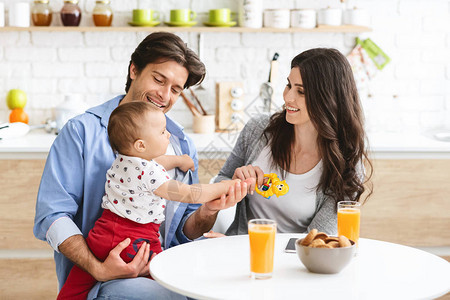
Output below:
[283,67,311,126]
[122,60,189,113]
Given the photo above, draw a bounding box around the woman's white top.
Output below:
[248,146,323,232]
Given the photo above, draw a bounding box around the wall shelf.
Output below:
[0,25,371,33]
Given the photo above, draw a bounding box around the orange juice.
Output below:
[249,224,276,275]
[337,208,361,244]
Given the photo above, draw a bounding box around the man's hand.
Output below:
[177,154,195,172]
[60,235,151,282]
[182,178,254,240]
[138,250,158,277]
[203,178,254,214]
[95,238,151,282]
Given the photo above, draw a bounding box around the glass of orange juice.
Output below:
[337,201,361,247]
[248,219,277,279]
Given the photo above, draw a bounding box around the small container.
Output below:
[60,0,81,26]
[317,7,342,26]
[93,0,113,27]
[31,0,52,26]
[263,9,290,29]
[0,2,5,27]
[290,9,316,29]
[9,2,30,27]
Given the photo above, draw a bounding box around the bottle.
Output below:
[31,0,52,26]
[60,0,82,26]
[93,0,113,26]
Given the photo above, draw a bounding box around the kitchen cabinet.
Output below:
[360,159,450,248]
[0,159,47,249]
[0,25,371,33]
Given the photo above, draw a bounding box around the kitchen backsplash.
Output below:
[0,0,449,134]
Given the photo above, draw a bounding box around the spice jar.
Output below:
[31,0,52,26]
[60,0,82,26]
[93,0,113,26]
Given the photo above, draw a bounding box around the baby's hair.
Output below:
[108,101,160,154]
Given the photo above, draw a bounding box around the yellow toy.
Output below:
[255,173,289,199]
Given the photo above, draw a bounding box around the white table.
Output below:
[150,234,450,300]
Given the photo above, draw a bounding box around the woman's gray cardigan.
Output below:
[214,115,337,236]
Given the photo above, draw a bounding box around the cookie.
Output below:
[300,228,318,246]
[316,243,332,248]
[314,232,328,241]
[325,237,339,243]
[327,241,340,248]
[309,238,326,248]
[338,235,351,248]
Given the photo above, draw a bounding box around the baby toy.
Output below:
[255,173,289,199]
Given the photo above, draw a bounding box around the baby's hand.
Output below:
[221,179,242,189]
[178,154,195,172]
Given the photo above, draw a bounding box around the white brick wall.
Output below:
[0,0,449,134]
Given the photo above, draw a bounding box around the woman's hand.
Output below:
[232,165,265,194]
[203,230,226,238]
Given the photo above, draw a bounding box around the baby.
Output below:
[58,101,251,299]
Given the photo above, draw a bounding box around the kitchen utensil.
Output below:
[128,21,160,27]
[208,8,236,24]
[132,9,159,24]
[260,52,279,113]
[189,88,207,115]
[203,21,236,27]
[0,122,47,140]
[180,92,201,116]
[195,33,206,90]
[164,21,197,27]
[169,9,196,23]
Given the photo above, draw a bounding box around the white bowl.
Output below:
[295,238,356,274]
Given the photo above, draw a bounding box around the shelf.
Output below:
[0,25,371,33]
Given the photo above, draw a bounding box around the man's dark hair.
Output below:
[125,32,206,92]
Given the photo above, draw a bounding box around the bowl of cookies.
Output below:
[295,229,356,274]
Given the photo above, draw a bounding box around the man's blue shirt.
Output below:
[33,95,200,289]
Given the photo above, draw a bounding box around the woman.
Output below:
[212,48,373,236]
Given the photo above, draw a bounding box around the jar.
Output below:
[31,0,52,26]
[93,0,113,26]
[60,0,82,26]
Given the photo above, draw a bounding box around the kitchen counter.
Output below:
[1,129,450,159]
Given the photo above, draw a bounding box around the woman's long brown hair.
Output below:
[263,48,373,204]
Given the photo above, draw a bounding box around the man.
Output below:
[34,32,246,299]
